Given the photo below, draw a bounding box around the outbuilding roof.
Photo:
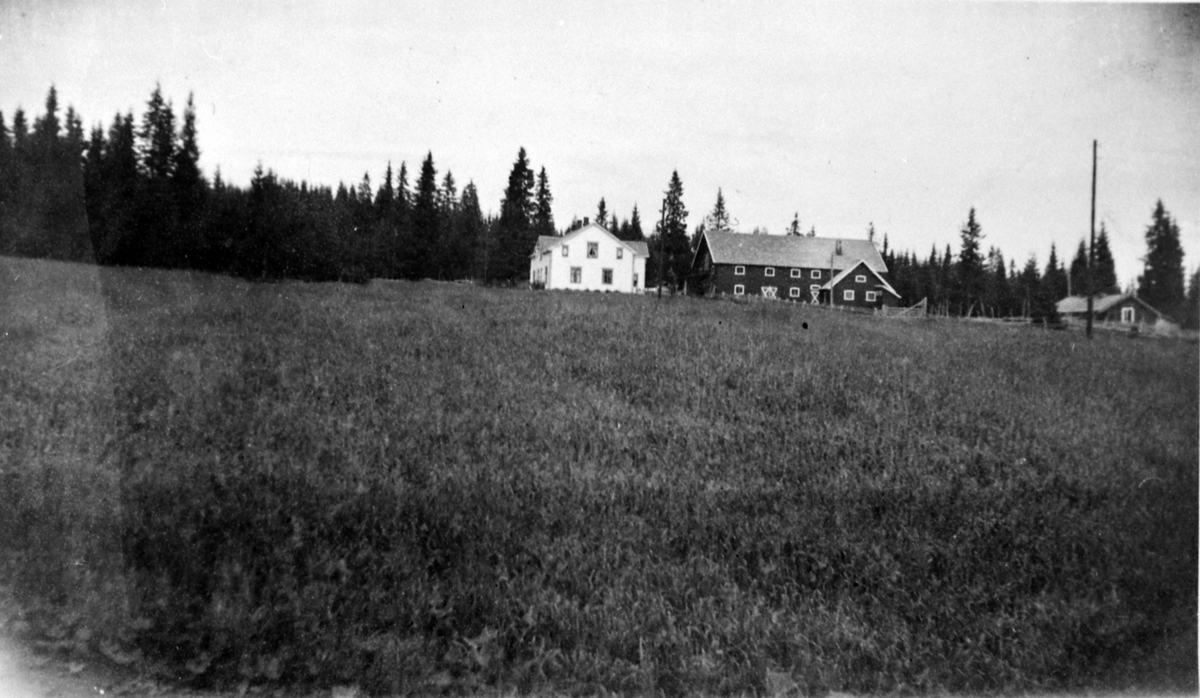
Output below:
[700,231,888,273]
[1056,293,1167,318]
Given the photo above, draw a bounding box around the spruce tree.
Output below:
[412,152,440,279]
[1185,268,1200,330]
[596,197,608,229]
[1094,224,1118,294]
[533,167,555,237]
[627,204,644,241]
[1068,239,1089,297]
[459,181,485,278]
[956,208,985,314]
[708,189,731,232]
[788,212,801,236]
[1138,200,1186,317]
[495,147,535,283]
[651,170,689,291]
[172,93,205,267]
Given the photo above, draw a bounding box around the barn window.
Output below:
[588,242,598,258]
[790,268,802,278]
[602,269,613,285]
[810,284,820,292]
[855,274,867,283]
[570,267,581,283]
[810,270,821,278]
[616,247,623,259]
[843,290,855,301]
[866,291,877,302]
[765,267,775,277]
[1121,306,1135,324]
[733,284,745,295]
[734,266,745,276]
[562,245,569,257]
[789,287,800,298]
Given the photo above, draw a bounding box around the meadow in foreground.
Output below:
[1,256,1196,695]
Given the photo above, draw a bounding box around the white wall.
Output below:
[531,225,645,293]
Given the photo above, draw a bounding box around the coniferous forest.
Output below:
[2,84,1196,327]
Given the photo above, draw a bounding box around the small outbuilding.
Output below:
[1055,293,1177,332]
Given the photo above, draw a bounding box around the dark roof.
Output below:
[1056,293,1167,318]
[701,231,888,272]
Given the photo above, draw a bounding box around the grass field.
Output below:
[1,255,1196,696]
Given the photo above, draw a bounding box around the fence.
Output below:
[877,297,927,319]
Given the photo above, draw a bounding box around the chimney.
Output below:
[583,216,590,226]
[835,240,843,255]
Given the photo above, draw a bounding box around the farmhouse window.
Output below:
[855,274,867,283]
[865,291,877,302]
[810,270,821,278]
[734,266,745,276]
[789,287,800,298]
[562,245,569,257]
[843,290,855,301]
[633,273,639,288]
[1121,306,1135,323]
[790,268,802,278]
[588,242,598,258]
[570,267,581,283]
[765,267,775,277]
[602,269,613,285]
[616,248,623,259]
[733,284,745,295]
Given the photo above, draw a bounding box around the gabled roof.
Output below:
[700,230,888,273]
[530,223,649,258]
[821,259,900,297]
[1056,293,1167,318]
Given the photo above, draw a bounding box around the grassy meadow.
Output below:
[0,255,1196,695]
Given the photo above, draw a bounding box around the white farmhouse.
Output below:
[529,223,649,293]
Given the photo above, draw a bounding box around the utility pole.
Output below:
[1087,140,1097,339]
[657,196,667,299]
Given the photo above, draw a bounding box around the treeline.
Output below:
[2,84,1196,327]
[0,84,637,285]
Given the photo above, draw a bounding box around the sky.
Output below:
[1,0,1197,288]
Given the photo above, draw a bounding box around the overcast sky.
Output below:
[2,1,1197,287]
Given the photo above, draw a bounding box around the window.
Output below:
[1121,306,1135,324]
[633,273,639,288]
[734,265,745,276]
[733,284,745,295]
[843,290,855,301]
[810,284,821,292]
[810,270,821,278]
[789,287,801,298]
[790,268,802,278]
[587,242,598,258]
[616,247,623,259]
[562,245,569,257]
[764,267,775,277]
[570,267,581,283]
[602,269,613,285]
[865,291,877,302]
[855,274,867,283]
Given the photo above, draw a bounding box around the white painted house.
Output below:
[529,223,649,293]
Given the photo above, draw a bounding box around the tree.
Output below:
[1094,224,1118,294]
[626,204,644,241]
[1068,239,1089,297]
[533,167,555,237]
[459,182,485,278]
[707,189,731,232]
[172,93,206,267]
[650,170,689,291]
[494,147,535,283]
[787,213,801,236]
[1138,200,1186,318]
[1184,267,1200,330]
[595,197,608,229]
[956,208,985,315]
[411,152,439,278]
